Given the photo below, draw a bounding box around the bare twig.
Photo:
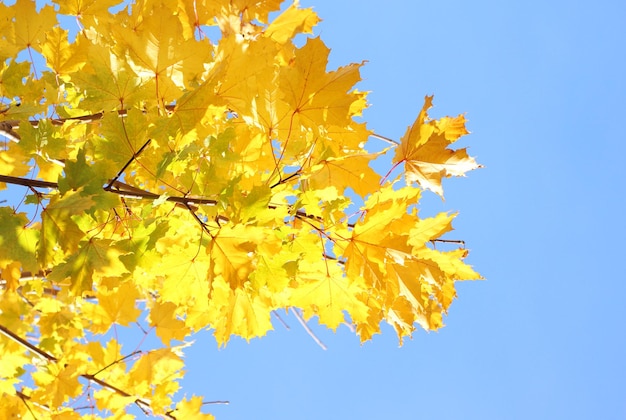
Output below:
[342,322,356,333]
[370,132,399,145]
[429,239,465,249]
[271,310,291,330]
[290,308,327,350]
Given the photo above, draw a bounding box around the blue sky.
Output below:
[180,1,626,419]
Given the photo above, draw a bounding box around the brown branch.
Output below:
[430,238,465,249]
[16,390,48,417]
[0,174,218,206]
[104,139,152,190]
[1,106,177,131]
[0,323,174,418]
[0,324,56,361]
[0,174,57,189]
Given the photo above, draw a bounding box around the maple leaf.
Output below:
[305,152,382,198]
[0,208,38,272]
[32,361,82,407]
[47,238,129,295]
[276,37,364,140]
[173,396,216,420]
[208,278,275,346]
[265,1,320,44]
[111,2,211,105]
[393,96,481,197]
[290,259,369,330]
[40,27,87,76]
[68,43,151,112]
[83,282,142,333]
[149,300,191,346]
[11,0,56,52]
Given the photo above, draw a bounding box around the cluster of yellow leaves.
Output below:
[0,0,481,418]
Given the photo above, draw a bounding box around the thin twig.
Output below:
[104,139,152,190]
[342,322,356,333]
[370,132,399,145]
[290,308,327,350]
[91,350,142,377]
[271,310,291,330]
[429,239,465,249]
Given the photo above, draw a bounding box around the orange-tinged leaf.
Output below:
[149,301,190,346]
[393,96,481,197]
[208,224,266,289]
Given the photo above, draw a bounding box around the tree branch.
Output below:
[0,323,174,418]
[0,174,218,206]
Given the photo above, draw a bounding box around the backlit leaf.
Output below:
[393,96,481,197]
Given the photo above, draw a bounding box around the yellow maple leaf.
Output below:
[207,276,274,345]
[277,37,364,138]
[89,282,142,332]
[208,224,266,289]
[31,361,82,407]
[290,259,369,330]
[12,0,56,51]
[306,152,383,198]
[173,396,216,419]
[149,301,190,346]
[128,347,185,397]
[40,27,87,76]
[265,1,320,44]
[393,96,481,197]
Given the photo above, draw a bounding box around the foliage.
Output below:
[0,0,481,417]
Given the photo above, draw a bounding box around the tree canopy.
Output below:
[0,0,481,417]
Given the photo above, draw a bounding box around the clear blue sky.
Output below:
[180,1,626,419]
